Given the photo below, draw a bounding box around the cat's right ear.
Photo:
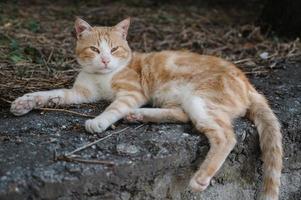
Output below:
[74,17,92,39]
[114,18,131,40]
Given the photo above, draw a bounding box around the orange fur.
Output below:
[10,18,282,200]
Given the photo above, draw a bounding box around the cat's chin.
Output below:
[97,68,114,74]
[82,67,115,74]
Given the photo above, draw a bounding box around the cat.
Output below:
[10,17,282,200]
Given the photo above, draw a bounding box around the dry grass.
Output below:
[0,1,300,107]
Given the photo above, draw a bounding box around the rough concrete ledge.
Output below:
[0,64,300,200]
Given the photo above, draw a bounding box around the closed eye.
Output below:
[90,46,100,53]
[111,46,119,53]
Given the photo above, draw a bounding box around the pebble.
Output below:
[210,178,216,186]
[181,133,190,137]
[259,52,269,60]
[120,192,131,200]
[65,165,81,173]
[157,147,169,155]
[116,143,140,155]
[239,130,247,141]
[106,172,112,177]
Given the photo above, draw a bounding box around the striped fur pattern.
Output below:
[10,18,282,199]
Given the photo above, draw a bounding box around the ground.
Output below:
[0,1,300,200]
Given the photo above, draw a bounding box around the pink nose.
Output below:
[101,57,110,65]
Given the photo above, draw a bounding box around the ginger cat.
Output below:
[10,18,282,200]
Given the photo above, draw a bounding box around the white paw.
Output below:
[189,175,211,192]
[85,118,109,134]
[10,95,44,116]
[125,112,144,123]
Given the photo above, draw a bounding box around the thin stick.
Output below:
[233,58,252,64]
[134,124,145,130]
[65,127,129,157]
[46,48,54,64]
[39,107,116,129]
[0,98,12,104]
[38,107,97,118]
[57,155,115,166]
[142,125,149,134]
[244,70,269,75]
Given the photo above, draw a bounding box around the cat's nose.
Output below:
[101,57,110,65]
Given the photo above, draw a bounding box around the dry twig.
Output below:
[56,155,115,166]
[38,107,97,118]
[64,127,129,157]
[54,126,130,165]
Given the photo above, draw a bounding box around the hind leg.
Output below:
[182,96,236,191]
[190,120,236,191]
[125,107,189,123]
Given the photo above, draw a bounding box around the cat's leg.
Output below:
[125,107,189,123]
[182,96,236,192]
[189,120,236,192]
[85,91,147,133]
[10,84,98,116]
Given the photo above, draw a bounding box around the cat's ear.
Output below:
[74,17,92,39]
[114,17,131,40]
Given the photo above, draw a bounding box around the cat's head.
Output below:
[74,17,132,74]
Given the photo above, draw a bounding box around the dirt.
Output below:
[0,62,300,200]
[0,1,300,200]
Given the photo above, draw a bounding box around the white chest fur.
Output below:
[75,71,115,101]
[94,73,115,100]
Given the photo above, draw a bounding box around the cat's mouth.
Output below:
[100,65,109,69]
[81,65,113,74]
[98,66,114,74]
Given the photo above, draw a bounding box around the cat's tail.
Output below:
[247,89,282,200]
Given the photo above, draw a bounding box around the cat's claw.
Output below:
[10,95,41,116]
[125,113,144,123]
[85,118,108,133]
[189,176,211,192]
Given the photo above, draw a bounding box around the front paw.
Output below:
[10,95,43,116]
[85,118,109,134]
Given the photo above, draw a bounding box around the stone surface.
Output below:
[0,63,300,200]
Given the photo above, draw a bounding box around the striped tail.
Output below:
[248,90,283,200]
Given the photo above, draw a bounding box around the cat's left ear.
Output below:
[114,17,131,40]
[74,17,92,39]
